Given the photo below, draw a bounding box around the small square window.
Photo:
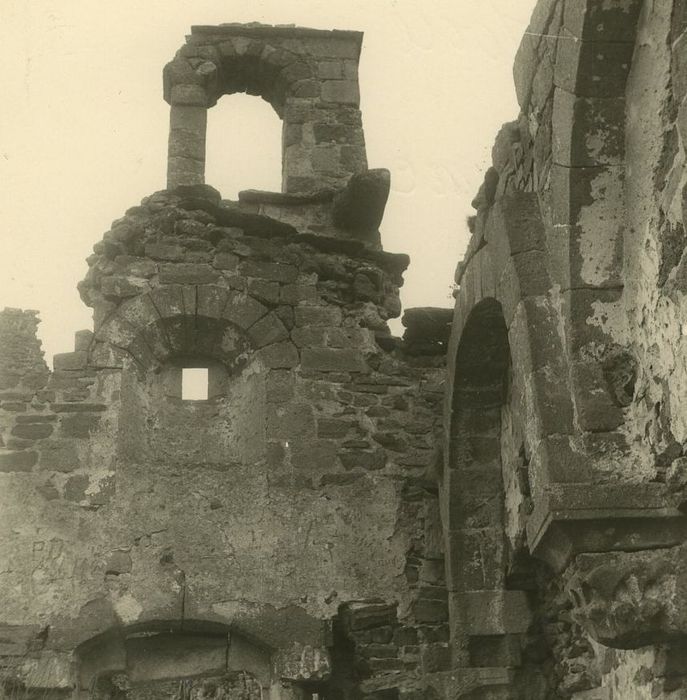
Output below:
[181,367,209,401]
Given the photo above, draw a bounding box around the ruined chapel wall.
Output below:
[0,176,450,697]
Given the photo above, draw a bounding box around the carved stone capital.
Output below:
[565,544,687,648]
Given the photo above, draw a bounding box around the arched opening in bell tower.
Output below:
[205,94,282,198]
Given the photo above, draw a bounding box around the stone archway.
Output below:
[443,298,559,697]
[77,626,279,700]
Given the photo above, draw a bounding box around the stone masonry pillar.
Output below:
[167,85,208,188]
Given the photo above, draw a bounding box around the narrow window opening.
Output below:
[205,93,282,198]
[181,367,209,401]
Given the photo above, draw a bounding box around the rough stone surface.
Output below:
[443,1,687,697]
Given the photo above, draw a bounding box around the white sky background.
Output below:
[0,0,535,364]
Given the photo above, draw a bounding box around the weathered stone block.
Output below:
[12,423,53,440]
[290,439,338,474]
[105,550,132,574]
[170,84,208,106]
[1,401,26,411]
[446,527,506,591]
[342,602,398,631]
[510,250,551,298]
[338,448,386,471]
[168,156,205,188]
[212,252,239,270]
[563,0,642,42]
[115,257,157,278]
[571,360,625,432]
[64,474,90,502]
[241,260,298,283]
[15,414,57,423]
[301,348,367,372]
[266,370,295,403]
[316,60,344,79]
[248,312,289,348]
[550,165,624,287]
[159,263,219,284]
[126,634,227,682]
[101,276,148,299]
[222,293,268,329]
[59,413,101,438]
[311,145,340,173]
[552,89,626,166]
[412,598,449,624]
[333,169,390,234]
[0,624,42,656]
[145,242,185,262]
[563,287,622,355]
[168,129,206,160]
[53,351,88,371]
[51,403,107,412]
[293,79,321,98]
[291,327,327,348]
[39,440,81,473]
[294,306,342,327]
[530,367,575,435]
[196,284,229,320]
[317,418,355,438]
[321,80,360,104]
[280,284,318,305]
[148,285,188,320]
[267,403,315,440]
[0,450,37,472]
[256,340,300,369]
[555,37,634,98]
[248,279,280,305]
[509,296,565,373]
[456,590,532,635]
[535,434,594,485]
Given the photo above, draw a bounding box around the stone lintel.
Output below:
[191,23,363,49]
[527,483,687,572]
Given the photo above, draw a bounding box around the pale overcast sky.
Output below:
[1,0,534,363]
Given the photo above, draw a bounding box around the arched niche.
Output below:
[91,285,265,375]
[76,625,271,700]
[444,299,539,679]
[447,299,512,598]
[77,623,328,700]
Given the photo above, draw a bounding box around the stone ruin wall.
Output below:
[0,23,453,700]
[3,2,687,699]
[443,0,687,697]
